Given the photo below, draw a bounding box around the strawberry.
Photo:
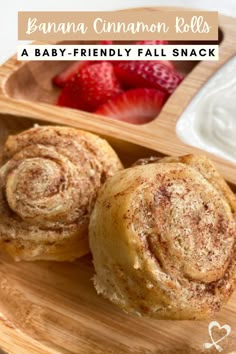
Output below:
[57,62,122,112]
[95,88,166,124]
[135,40,168,45]
[114,61,183,95]
[124,40,173,70]
[52,41,112,87]
[156,60,174,70]
[134,40,173,70]
[52,61,91,88]
[99,40,113,45]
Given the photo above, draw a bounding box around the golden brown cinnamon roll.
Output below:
[89,155,236,320]
[0,125,122,261]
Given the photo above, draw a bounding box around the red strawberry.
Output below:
[57,62,122,112]
[53,41,113,87]
[134,40,173,69]
[114,61,183,96]
[157,60,173,70]
[99,40,113,45]
[135,40,168,45]
[52,61,90,88]
[95,88,166,124]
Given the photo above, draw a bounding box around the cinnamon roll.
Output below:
[89,155,236,320]
[0,125,122,261]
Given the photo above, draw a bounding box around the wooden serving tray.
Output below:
[0,7,235,354]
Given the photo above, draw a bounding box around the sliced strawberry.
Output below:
[114,61,183,96]
[53,41,112,87]
[53,61,91,87]
[135,40,168,45]
[57,62,122,112]
[95,88,166,124]
[157,60,174,70]
[99,40,113,45]
[134,40,173,69]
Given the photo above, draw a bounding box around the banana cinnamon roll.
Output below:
[0,125,122,261]
[89,155,236,320]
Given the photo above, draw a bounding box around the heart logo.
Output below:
[204,321,231,352]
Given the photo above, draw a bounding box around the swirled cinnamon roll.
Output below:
[0,125,122,261]
[89,155,236,320]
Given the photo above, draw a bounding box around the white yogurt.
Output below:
[176,55,236,164]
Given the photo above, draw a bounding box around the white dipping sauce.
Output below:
[176,55,236,164]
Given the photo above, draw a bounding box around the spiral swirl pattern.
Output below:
[0,126,122,261]
[89,155,236,319]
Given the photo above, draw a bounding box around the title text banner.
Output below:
[18,11,218,41]
[17,45,219,61]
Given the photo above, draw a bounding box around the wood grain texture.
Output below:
[0,6,235,354]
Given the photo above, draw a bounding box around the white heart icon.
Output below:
[204,321,231,352]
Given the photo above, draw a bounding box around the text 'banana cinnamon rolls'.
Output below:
[89,155,236,320]
[0,125,122,261]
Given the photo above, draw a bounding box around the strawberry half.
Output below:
[52,61,90,88]
[57,62,122,112]
[99,40,113,45]
[114,61,183,96]
[134,40,173,70]
[95,88,166,124]
[52,42,112,87]
[135,40,168,45]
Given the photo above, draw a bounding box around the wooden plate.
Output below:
[0,10,236,184]
[0,7,236,354]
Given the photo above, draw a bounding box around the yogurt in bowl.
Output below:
[176,55,236,164]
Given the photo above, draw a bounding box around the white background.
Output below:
[0,0,236,64]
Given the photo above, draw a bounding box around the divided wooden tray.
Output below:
[0,7,236,354]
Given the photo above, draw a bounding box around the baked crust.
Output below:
[89,155,236,320]
[0,125,123,261]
